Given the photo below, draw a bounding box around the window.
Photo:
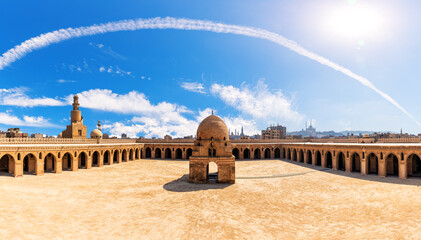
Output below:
[78,130,82,136]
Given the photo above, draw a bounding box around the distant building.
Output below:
[183,135,193,139]
[164,135,172,140]
[31,133,43,138]
[103,133,109,139]
[121,133,128,139]
[262,124,286,140]
[6,128,28,138]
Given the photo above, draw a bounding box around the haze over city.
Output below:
[1,0,421,138]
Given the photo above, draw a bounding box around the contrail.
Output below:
[0,17,419,127]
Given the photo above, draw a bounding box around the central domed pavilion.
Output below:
[189,114,235,183]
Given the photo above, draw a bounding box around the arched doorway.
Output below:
[78,152,87,169]
[287,149,291,160]
[92,151,99,167]
[337,152,345,171]
[409,154,421,177]
[264,148,271,159]
[44,153,56,173]
[186,148,193,159]
[207,162,218,182]
[351,153,361,172]
[129,149,134,160]
[23,153,37,174]
[175,148,182,159]
[232,148,240,160]
[0,154,14,175]
[146,147,152,158]
[367,153,378,174]
[165,148,172,159]
[274,148,280,159]
[62,152,73,170]
[155,148,161,159]
[326,151,333,168]
[298,150,304,162]
[113,150,119,163]
[243,148,250,159]
[122,149,127,162]
[282,148,286,159]
[135,149,139,159]
[306,150,312,165]
[315,151,321,166]
[103,151,110,165]
[254,149,261,159]
[386,153,399,176]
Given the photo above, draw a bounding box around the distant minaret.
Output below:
[97,120,102,131]
[240,126,244,136]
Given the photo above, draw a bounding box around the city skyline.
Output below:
[2,0,421,137]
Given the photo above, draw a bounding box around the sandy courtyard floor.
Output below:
[1,159,421,239]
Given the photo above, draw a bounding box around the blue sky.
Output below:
[1,0,421,138]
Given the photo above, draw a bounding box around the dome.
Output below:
[90,129,103,139]
[57,132,62,138]
[196,114,229,140]
[363,133,370,138]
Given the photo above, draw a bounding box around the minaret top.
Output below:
[97,120,102,131]
[73,95,80,111]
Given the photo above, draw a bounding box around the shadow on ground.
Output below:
[279,159,421,186]
[163,174,233,192]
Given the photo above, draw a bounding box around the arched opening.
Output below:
[298,150,304,163]
[186,148,193,159]
[155,148,161,159]
[92,151,99,167]
[113,150,119,163]
[337,152,345,171]
[326,151,333,168]
[146,147,152,158]
[122,149,127,162]
[408,154,421,177]
[315,151,321,166]
[386,153,399,177]
[23,153,37,174]
[175,148,182,159]
[44,153,56,173]
[129,149,134,160]
[287,149,291,160]
[275,148,281,159]
[254,149,261,159]
[103,151,110,165]
[165,148,172,159]
[351,153,361,172]
[306,150,312,165]
[282,148,286,159]
[78,152,87,169]
[62,152,73,170]
[207,161,218,182]
[232,148,240,160]
[244,148,250,159]
[264,148,271,159]
[0,154,14,175]
[135,149,139,159]
[367,153,378,175]
[292,149,297,161]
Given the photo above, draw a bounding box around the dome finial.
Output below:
[212,110,214,115]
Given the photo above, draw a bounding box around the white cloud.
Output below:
[0,112,59,128]
[57,79,76,83]
[180,82,206,94]
[99,66,105,72]
[0,87,65,107]
[210,80,303,123]
[223,116,259,136]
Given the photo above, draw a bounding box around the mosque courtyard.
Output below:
[0,159,420,239]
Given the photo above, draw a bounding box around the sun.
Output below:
[327,4,383,39]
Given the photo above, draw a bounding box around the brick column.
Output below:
[36,158,44,176]
[55,158,62,174]
[399,159,408,179]
[72,157,78,171]
[321,153,327,168]
[14,159,23,177]
[345,157,351,173]
[239,150,244,160]
[378,158,386,177]
[360,156,367,175]
[86,156,92,169]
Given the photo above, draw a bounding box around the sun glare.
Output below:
[328,5,383,39]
